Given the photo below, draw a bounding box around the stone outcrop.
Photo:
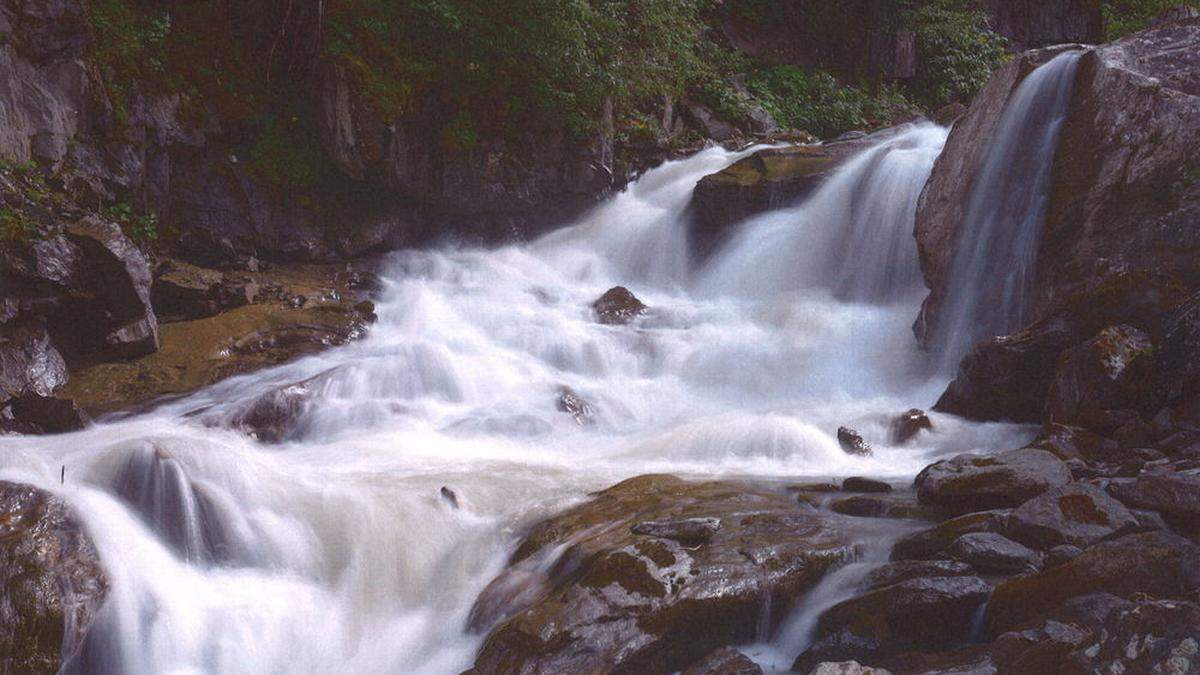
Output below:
[0,481,108,674]
[921,19,1200,426]
[914,448,1071,512]
[592,286,647,325]
[468,475,859,674]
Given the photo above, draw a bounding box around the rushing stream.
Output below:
[0,123,1034,674]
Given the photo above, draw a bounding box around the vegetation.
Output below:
[1102,0,1200,39]
[902,0,1010,109]
[747,67,917,140]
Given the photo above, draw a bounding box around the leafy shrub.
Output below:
[748,66,917,139]
[903,0,1009,108]
[104,202,159,242]
[1102,0,1200,39]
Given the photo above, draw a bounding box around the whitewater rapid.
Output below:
[0,123,1032,674]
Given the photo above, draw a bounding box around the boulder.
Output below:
[556,385,595,426]
[592,287,647,325]
[946,532,1043,573]
[837,428,872,457]
[914,448,1071,512]
[469,475,858,673]
[1044,325,1154,424]
[0,322,67,403]
[6,395,88,434]
[1028,423,1119,462]
[984,531,1200,636]
[1107,470,1200,535]
[807,662,892,675]
[891,509,1012,561]
[829,495,931,520]
[917,21,1200,362]
[795,575,991,669]
[842,477,890,494]
[1005,482,1138,549]
[631,517,721,547]
[65,216,158,359]
[984,0,1103,51]
[891,409,932,444]
[683,647,763,675]
[860,560,974,591]
[0,481,107,674]
[1067,598,1200,674]
[150,260,257,323]
[682,101,738,142]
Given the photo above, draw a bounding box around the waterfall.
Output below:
[0,127,1034,675]
[935,51,1084,369]
[697,123,948,304]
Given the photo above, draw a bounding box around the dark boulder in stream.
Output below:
[0,481,107,674]
[591,286,647,325]
[468,475,860,674]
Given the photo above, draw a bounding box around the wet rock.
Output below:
[682,101,738,142]
[807,662,892,675]
[0,481,107,674]
[440,487,459,509]
[1044,544,1083,567]
[984,531,1200,637]
[226,374,322,443]
[682,646,763,675]
[555,386,595,426]
[592,286,647,325]
[1005,482,1138,549]
[1029,423,1119,463]
[914,448,1071,513]
[631,517,721,547]
[931,103,967,126]
[470,475,858,673]
[65,216,159,359]
[6,395,88,434]
[837,428,872,457]
[0,322,67,403]
[829,495,930,520]
[1107,471,1200,536]
[860,560,974,591]
[1044,325,1154,425]
[891,409,932,444]
[1068,597,1200,674]
[795,575,991,670]
[151,260,225,322]
[946,532,1043,573]
[842,477,891,493]
[891,509,1012,561]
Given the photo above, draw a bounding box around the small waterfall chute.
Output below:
[934,51,1084,369]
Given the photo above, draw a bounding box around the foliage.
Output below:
[1102,0,1200,40]
[0,207,37,241]
[748,66,917,139]
[902,0,1009,108]
[87,0,172,120]
[247,115,329,192]
[103,202,160,242]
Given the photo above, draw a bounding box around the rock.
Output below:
[631,517,722,547]
[984,0,1103,51]
[934,315,1076,422]
[1068,598,1200,674]
[917,21,1200,368]
[439,486,459,509]
[931,103,967,126]
[1151,5,1200,26]
[469,475,858,673]
[0,322,67,403]
[947,532,1043,573]
[830,495,930,520]
[1044,544,1083,567]
[555,386,595,426]
[6,395,88,434]
[151,260,225,322]
[592,287,647,325]
[682,101,738,142]
[0,481,107,674]
[891,409,932,444]
[841,477,890,494]
[224,374,323,443]
[861,560,974,591]
[891,509,1012,561]
[683,647,763,675]
[1044,325,1154,424]
[1155,290,1200,408]
[795,576,991,670]
[914,448,1072,513]
[838,428,872,457]
[1029,423,1119,462]
[807,662,892,675]
[65,216,159,359]
[984,531,1200,637]
[1005,482,1138,549]
[1107,470,1200,536]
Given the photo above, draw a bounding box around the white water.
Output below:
[935,51,1084,368]
[0,125,1032,674]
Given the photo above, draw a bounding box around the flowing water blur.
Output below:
[0,124,1031,674]
[935,51,1084,369]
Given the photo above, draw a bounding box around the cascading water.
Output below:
[0,126,1032,674]
[934,51,1084,369]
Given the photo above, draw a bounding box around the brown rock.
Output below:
[1005,482,1138,549]
[1044,325,1154,424]
[683,647,763,675]
[914,448,1071,513]
[838,428,872,457]
[891,409,932,444]
[592,287,647,325]
[891,509,1012,561]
